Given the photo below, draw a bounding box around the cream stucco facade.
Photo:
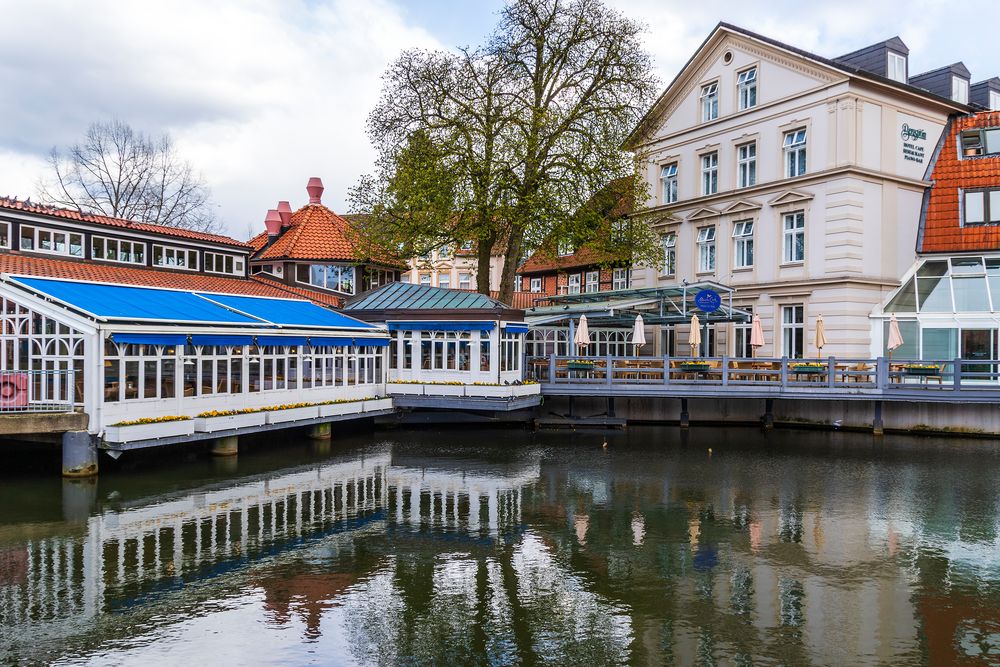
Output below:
[402,248,505,292]
[630,26,966,358]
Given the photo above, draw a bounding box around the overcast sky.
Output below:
[1,0,996,239]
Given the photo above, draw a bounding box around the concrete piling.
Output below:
[210,435,239,457]
[61,431,98,478]
[308,422,332,440]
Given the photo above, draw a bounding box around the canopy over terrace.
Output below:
[523,281,750,358]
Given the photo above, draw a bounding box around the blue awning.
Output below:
[356,338,390,347]
[503,324,529,334]
[310,337,390,347]
[112,333,188,346]
[387,321,495,332]
[197,293,376,329]
[255,336,308,347]
[190,335,254,347]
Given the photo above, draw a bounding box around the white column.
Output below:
[175,518,185,576]
[409,484,421,526]
[468,491,480,533]
[488,491,499,537]
[395,483,404,523]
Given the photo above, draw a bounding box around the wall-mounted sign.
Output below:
[901,122,926,164]
[694,289,721,313]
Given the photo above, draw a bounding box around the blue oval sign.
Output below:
[694,289,721,313]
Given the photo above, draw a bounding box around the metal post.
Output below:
[606,354,613,387]
[873,400,884,436]
[953,357,962,391]
[876,356,889,389]
[679,397,689,429]
[663,355,671,386]
[779,358,789,388]
[549,353,556,384]
[607,396,616,418]
[827,356,836,388]
[763,398,774,431]
[721,355,729,386]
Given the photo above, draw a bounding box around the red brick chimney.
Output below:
[306,177,324,204]
[277,200,293,227]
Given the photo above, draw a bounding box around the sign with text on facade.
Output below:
[901,123,927,164]
[694,289,721,313]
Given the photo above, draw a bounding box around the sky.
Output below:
[1,0,997,240]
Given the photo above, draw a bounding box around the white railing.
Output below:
[0,369,76,413]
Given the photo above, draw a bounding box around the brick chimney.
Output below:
[306,177,324,204]
[264,209,282,240]
[277,200,293,227]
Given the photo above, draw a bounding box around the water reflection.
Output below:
[1,427,999,665]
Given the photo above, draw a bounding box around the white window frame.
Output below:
[732,220,754,268]
[204,251,245,276]
[529,277,543,293]
[418,273,431,286]
[953,76,969,104]
[152,244,199,271]
[737,142,756,188]
[298,264,355,294]
[0,221,8,249]
[458,272,472,290]
[781,304,804,359]
[963,189,1000,226]
[660,163,678,204]
[701,152,718,196]
[20,225,84,258]
[92,235,146,265]
[612,268,630,290]
[660,233,676,277]
[783,211,805,264]
[737,67,757,110]
[567,274,581,295]
[584,270,599,293]
[733,306,754,357]
[697,226,716,273]
[437,272,451,289]
[557,239,574,256]
[783,129,807,178]
[991,91,1000,111]
[700,82,719,121]
[887,52,906,83]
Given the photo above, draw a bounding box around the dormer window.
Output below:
[887,52,906,83]
[557,239,574,256]
[990,91,1000,111]
[700,82,719,121]
[960,128,1000,157]
[953,77,970,104]
[737,68,757,110]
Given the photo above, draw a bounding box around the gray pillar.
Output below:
[211,435,239,457]
[308,422,332,440]
[62,431,98,478]
[763,398,774,431]
[679,398,689,429]
[62,477,97,522]
[873,401,884,436]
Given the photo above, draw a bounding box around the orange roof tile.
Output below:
[921,111,1000,253]
[0,252,341,307]
[0,198,249,248]
[520,244,619,274]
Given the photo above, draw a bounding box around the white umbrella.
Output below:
[886,314,904,360]
[688,313,702,357]
[750,314,764,357]
[574,314,591,354]
[630,314,646,355]
[815,314,828,356]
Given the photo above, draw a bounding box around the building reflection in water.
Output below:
[0,428,999,665]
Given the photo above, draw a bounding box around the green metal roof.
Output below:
[345,282,507,312]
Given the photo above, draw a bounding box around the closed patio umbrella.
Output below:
[688,314,702,357]
[574,314,591,354]
[815,314,828,356]
[750,314,764,357]
[886,314,904,360]
[630,314,646,356]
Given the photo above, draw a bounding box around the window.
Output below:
[557,239,574,256]
[401,273,411,283]
[733,306,754,357]
[963,189,1000,225]
[887,52,906,83]
[737,67,757,110]
[529,277,543,293]
[419,273,431,286]
[612,268,630,290]
[737,142,756,188]
[204,252,245,276]
[500,330,521,373]
[697,226,716,273]
[20,226,83,257]
[700,82,718,121]
[783,129,807,177]
[660,233,676,276]
[437,272,451,289]
[960,128,1000,157]
[701,152,718,195]
[153,245,198,270]
[296,263,356,293]
[438,245,452,260]
[953,77,969,104]
[567,274,581,294]
[660,163,678,204]
[92,236,146,265]
[732,220,754,268]
[458,272,472,290]
[783,212,805,263]
[460,240,474,251]
[991,91,1000,111]
[781,305,804,358]
[0,222,8,249]
[105,342,179,402]
[585,271,599,293]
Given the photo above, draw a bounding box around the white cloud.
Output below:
[0,0,442,238]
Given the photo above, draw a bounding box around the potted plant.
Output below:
[902,363,941,377]
[790,361,825,374]
[104,415,194,443]
[679,360,710,372]
[566,360,595,371]
[194,408,266,433]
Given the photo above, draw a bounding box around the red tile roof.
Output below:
[0,252,342,307]
[489,290,538,309]
[921,112,1000,253]
[519,244,618,274]
[0,197,249,248]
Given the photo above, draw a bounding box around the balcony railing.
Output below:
[0,369,77,413]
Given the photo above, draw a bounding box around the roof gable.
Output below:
[723,199,763,215]
[768,190,815,207]
[345,281,507,312]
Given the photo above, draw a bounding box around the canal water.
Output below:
[2,427,1000,665]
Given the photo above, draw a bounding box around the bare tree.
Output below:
[39,119,220,233]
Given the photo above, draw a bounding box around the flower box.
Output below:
[904,365,941,377]
[679,362,710,372]
[566,361,595,371]
[387,384,425,396]
[430,385,466,397]
[104,419,194,443]
[363,398,394,413]
[194,412,266,433]
[264,405,320,424]
[319,401,365,418]
[790,364,825,374]
[466,384,542,399]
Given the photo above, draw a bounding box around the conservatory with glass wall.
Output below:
[874,256,1000,365]
[0,274,392,444]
